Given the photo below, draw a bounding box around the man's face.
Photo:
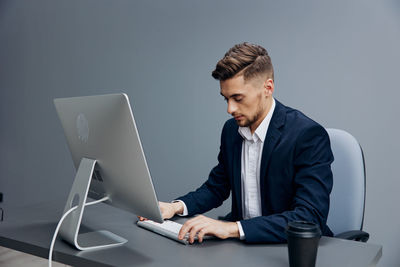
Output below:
[220,74,274,133]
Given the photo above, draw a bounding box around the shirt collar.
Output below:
[238,98,276,143]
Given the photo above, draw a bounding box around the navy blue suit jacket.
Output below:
[178,100,334,243]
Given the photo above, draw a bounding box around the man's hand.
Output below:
[178,215,239,244]
[159,201,184,219]
[138,201,183,221]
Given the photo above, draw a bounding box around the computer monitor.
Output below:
[54,93,163,250]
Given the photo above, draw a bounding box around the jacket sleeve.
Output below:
[176,123,231,216]
[240,125,334,243]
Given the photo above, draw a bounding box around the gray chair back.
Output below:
[326,128,366,235]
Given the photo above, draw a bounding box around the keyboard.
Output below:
[137,219,213,245]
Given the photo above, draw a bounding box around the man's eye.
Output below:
[234,98,243,102]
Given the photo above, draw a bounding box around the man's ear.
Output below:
[263,78,274,96]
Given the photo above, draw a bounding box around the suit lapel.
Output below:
[232,132,243,219]
[260,100,286,206]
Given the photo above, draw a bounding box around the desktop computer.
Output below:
[53,93,163,251]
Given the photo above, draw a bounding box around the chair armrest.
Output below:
[335,230,369,242]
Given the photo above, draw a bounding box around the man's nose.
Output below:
[227,100,237,115]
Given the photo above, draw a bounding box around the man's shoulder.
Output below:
[222,118,238,132]
[276,100,327,137]
[219,118,241,144]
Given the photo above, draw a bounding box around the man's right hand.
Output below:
[138,201,184,221]
[159,201,184,219]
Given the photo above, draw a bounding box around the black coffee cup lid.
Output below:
[285,221,321,238]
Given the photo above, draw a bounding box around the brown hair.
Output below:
[211,42,274,81]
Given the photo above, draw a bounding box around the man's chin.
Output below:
[235,119,250,128]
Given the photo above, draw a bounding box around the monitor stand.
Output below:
[59,157,127,250]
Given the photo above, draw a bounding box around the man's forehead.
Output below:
[220,88,246,98]
[220,79,249,98]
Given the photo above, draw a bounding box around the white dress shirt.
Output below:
[176,98,276,240]
[236,98,275,239]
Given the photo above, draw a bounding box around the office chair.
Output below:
[326,128,369,242]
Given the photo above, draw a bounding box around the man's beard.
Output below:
[236,109,263,128]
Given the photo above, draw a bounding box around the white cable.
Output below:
[48,196,110,267]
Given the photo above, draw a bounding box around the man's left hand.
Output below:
[178,215,239,244]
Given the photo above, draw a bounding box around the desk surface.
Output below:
[0,199,382,267]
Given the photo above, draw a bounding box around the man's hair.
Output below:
[211,42,274,82]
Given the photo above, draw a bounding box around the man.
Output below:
[142,42,334,244]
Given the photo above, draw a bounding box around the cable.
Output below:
[48,196,110,267]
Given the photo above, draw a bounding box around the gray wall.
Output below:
[0,0,399,265]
